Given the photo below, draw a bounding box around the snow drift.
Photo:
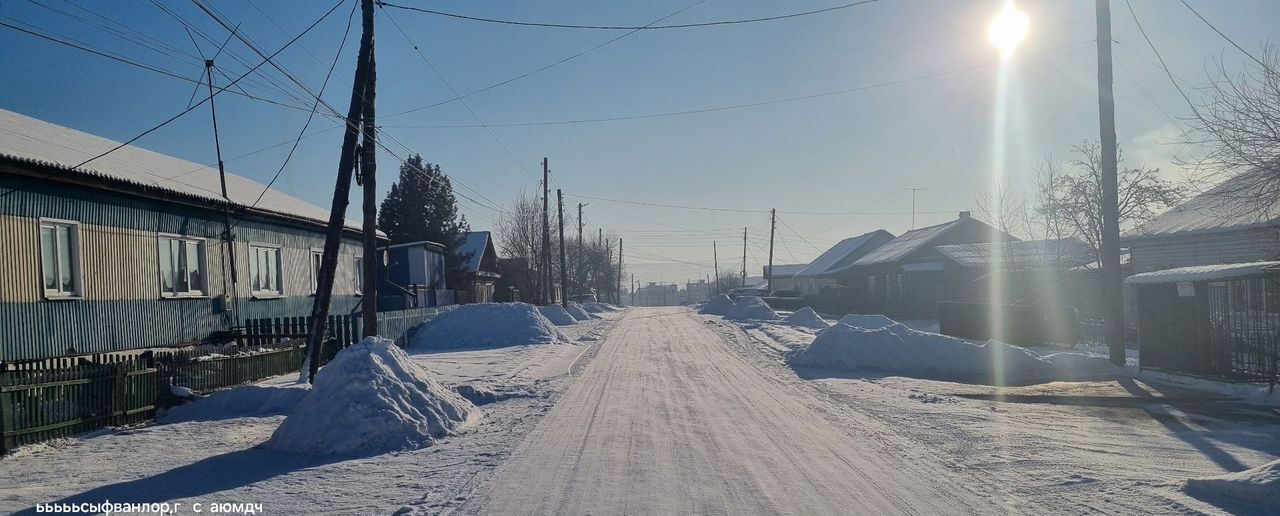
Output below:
[566,302,598,321]
[539,304,577,326]
[700,294,734,315]
[783,307,829,329]
[726,296,780,321]
[789,322,1119,385]
[411,303,569,350]
[836,313,896,330]
[266,337,476,455]
[581,302,620,313]
[1183,459,1280,510]
[162,383,308,422]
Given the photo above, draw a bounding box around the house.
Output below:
[635,282,679,306]
[1125,169,1280,274]
[0,109,375,361]
[761,263,808,292]
[381,240,449,309]
[839,212,1013,319]
[935,239,1096,307]
[456,231,500,303]
[789,230,895,297]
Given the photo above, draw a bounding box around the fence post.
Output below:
[0,372,12,453]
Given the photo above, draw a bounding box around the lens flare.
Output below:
[988,2,1029,59]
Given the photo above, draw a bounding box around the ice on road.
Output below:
[461,308,981,515]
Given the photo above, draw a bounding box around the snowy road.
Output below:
[460,308,985,515]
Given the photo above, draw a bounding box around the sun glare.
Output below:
[988,2,1029,58]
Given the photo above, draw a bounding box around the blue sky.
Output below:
[2,0,1276,285]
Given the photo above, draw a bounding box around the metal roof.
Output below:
[1125,168,1278,240]
[853,219,960,266]
[1125,260,1280,285]
[0,108,367,233]
[936,239,1092,269]
[458,231,493,273]
[793,230,894,277]
[763,263,808,278]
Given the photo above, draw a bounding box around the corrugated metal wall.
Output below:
[0,174,367,361]
[1128,228,1280,274]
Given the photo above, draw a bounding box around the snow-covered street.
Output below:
[3,306,1278,515]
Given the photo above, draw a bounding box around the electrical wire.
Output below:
[565,193,958,215]
[1178,0,1276,77]
[375,0,877,30]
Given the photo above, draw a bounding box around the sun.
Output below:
[988,2,1030,58]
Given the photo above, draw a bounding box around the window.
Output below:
[310,249,324,293]
[157,236,206,297]
[353,256,364,295]
[867,275,877,299]
[39,220,81,298]
[249,245,283,296]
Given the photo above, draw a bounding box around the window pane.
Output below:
[249,248,260,291]
[355,257,363,292]
[267,249,279,292]
[172,239,187,292]
[159,238,174,293]
[57,226,74,293]
[41,227,57,290]
[186,241,202,293]
[312,252,322,290]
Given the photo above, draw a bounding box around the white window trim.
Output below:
[248,242,286,298]
[157,233,209,299]
[38,218,83,300]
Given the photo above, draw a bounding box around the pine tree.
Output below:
[378,155,471,287]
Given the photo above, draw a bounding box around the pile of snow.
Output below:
[162,383,308,422]
[836,313,896,330]
[789,323,1118,384]
[538,304,577,326]
[566,302,598,321]
[726,296,781,321]
[783,307,829,329]
[581,302,620,313]
[266,337,476,455]
[1183,459,1280,510]
[700,294,734,315]
[411,303,569,349]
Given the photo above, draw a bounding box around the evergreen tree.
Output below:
[378,155,471,287]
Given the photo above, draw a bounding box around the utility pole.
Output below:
[908,188,928,229]
[359,28,378,338]
[306,0,375,383]
[541,158,552,305]
[616,238,623,304]
[577,202,586,292]
[202,59,239,327]
[557,189,568,307]
[631,273,635,306]
[767,209,776,291]
[1096,0,1125,366]
[712,241,720,294]
[741,227,747,288]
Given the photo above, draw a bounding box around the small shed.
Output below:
[381,240,448,309]
[457,231,501,303]
[1127,261,1280,383]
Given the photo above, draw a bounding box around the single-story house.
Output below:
[790,230,895,297]
[457,231,500,303]
[381,240,450,309]
[936,238,1096,307]
[0,109,376,361]
[762,263,808,292]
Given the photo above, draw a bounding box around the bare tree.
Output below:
[1034,141,1185,262]
[1183,47,1280,219]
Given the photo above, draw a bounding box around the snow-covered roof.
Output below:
[794,230,894,277]
[0,108,366,233]
[1125,168,1278,240]
[936,239,1092,269]
[385,239,445,252]
[457,231,493,273]
[1125,261,1280,285]
[854,219,961,266]
[764,263,809,278]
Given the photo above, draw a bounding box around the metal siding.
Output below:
[1129,228,1280,274]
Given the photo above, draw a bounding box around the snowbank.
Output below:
[162,383,308,422]
[566,302,598,321]
[581,302,620,313]
[266,337,476,455]
[726,296,780,321]
[411,303,569,350]
[836,314,896,330]
[539,304,577,326]
[783,307,828,329]
[700,294,734,315]
[1183,459,1280,510]
[789,323,1119,385]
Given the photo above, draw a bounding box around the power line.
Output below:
[1122,0,1203,120]
[1178,0,1276,77]
[564,193,958,215]
[385,39,1093,128]
[375,0,877,30]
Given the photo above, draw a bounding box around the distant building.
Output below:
[762,263,808,291]
[683,279,712,304]
[382,240,449,309]
[790,230,895,297]
[456,231,501,303]
[0,109,374,361]
[636,282,679,306]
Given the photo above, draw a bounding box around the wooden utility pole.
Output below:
[557,189,568,307]
[306,0,375,383]
[616,237,623,304]
[741,227,747,287]
[712,241,720,294]
[541,158,552,304]
[908,188,927,229]
[577,202,585,292]
[202,59,239,326]
[359,27,378,338]
[1096,0,1125,366]
[767,209,776,291]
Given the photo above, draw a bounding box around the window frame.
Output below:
[353,255,364,295]
[248,243,285,298]
[156,233,209,298]
[309,248,324,295]
[38,218,83,299]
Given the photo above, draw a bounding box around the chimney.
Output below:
[958,211,971,220]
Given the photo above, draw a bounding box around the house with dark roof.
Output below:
[761,263,809,292]
[0,109,378,361]
[381,240,449,309]
[838,212,1013,318]
[456,231,501,303]
[789,230,895,297]
[1125,169,1280,274]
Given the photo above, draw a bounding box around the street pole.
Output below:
[359,29,378,338]
[1096,0,1125,366]
[712,241,720,294]
[541,158,552,304]
[306,0,375,383]
[616,237,623,304]
[202,59,239,327]
[741,227,747,288]
[908,188,927,229]
[558,189,568,307]
[577,202,585,292]
[767,209,776,292]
